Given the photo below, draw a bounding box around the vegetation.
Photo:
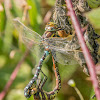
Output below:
[0,0,100,100]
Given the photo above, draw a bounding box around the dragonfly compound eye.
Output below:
[45,22,58,31]
[31,88,37,94]
[24,89,31,98]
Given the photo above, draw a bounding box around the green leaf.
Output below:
[27,0,41,32]
[85,8,100,30]
[28,95,34,100]
[11,0,23,17]
[87,0,100,8]
[59,64,78,81]
[3,19,13,53]
[90,87,97,100]
[0,55,7,68]
[0,4,6,33]
[27,0,38,27]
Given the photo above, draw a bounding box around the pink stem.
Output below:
[65,0,100,99]
[0,50,29,100]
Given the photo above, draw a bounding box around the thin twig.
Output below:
[65,0,100,99]
[0,49,29,100]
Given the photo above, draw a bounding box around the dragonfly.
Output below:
[28,56,61,100]
[13,18,85,98]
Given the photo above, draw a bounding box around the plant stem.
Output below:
[74,87,84,100]
[65,0,100,99]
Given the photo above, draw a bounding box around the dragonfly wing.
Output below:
[13,19,42,43]
[51,50,78,65]
[44,36,80,50]
[44,37,80,53]
[13,19,45,59]
[44,37,86,65]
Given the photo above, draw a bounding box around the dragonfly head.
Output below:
[42,22,59,38]
[24,81,38,98]
[30,82,38,95]
[31,88,38,95]
[45,22,58,32]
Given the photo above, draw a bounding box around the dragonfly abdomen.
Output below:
[24,50,50,98]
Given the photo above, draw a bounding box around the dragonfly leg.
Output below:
[91,94,96,99]
[39,70,48,89]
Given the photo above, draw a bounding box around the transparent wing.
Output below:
[13,19,85,65]
[44,36,80,52]
[44,37,85,65]
[13,19,45,59]
[13,19,42,43]
[51,50,78,65]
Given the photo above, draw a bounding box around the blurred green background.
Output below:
[0,0,100,100]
